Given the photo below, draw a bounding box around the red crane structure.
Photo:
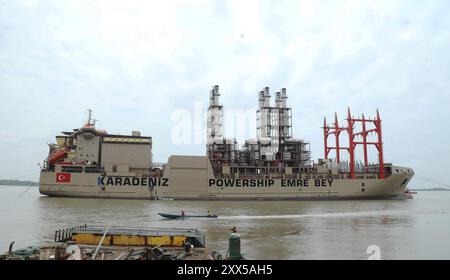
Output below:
[323,108,385,179]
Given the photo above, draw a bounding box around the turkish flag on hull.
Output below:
[56,173,71,183]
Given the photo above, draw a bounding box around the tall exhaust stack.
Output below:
[263,86,271,107]
[275,91,282,108]
[279,88,291,140]
[281,88,287,108]
[257,86,271,140]
[258,91,265,108]
[207,85,223,146]
[257,86,278,158]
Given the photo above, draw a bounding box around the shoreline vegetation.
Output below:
[0,180,38,186]
[410,188,449,191]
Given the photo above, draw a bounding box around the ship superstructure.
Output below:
[43,109,160,194]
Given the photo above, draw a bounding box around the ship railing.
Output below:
[216,170,386,180]
[54,224,87,243]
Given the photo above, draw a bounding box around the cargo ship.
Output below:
[39,86,414,200]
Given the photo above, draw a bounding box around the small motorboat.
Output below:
[158,213,218,219]
[404,189,418,195]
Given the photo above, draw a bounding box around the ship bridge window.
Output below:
[85,167,102,173]
[62,166,82,173]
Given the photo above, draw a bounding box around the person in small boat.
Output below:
[207,210,218,217]
[181,210,185,216]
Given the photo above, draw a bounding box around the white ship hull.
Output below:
[39,156,414,200]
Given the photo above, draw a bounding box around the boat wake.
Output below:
[220,210,410,220]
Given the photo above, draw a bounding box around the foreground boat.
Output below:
[39,86,414,200]
[159,213,218,219]
[0,225,222,260]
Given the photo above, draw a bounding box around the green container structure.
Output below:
[228,233,242,260]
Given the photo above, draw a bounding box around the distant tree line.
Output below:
[0,180,39,186]
[410,187,449,191]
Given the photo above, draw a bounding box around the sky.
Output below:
[0,0,449,188]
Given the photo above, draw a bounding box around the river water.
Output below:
[1,186,449,259]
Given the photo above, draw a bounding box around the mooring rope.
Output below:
[414,174,450,189]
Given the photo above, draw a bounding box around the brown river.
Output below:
[1,186,449,259]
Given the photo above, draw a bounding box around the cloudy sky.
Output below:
[0,0,449,188]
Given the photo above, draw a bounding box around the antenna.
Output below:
[85,108,97,126]
[87,108,92,125]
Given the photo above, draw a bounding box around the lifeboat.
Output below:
[48,149,67,165]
